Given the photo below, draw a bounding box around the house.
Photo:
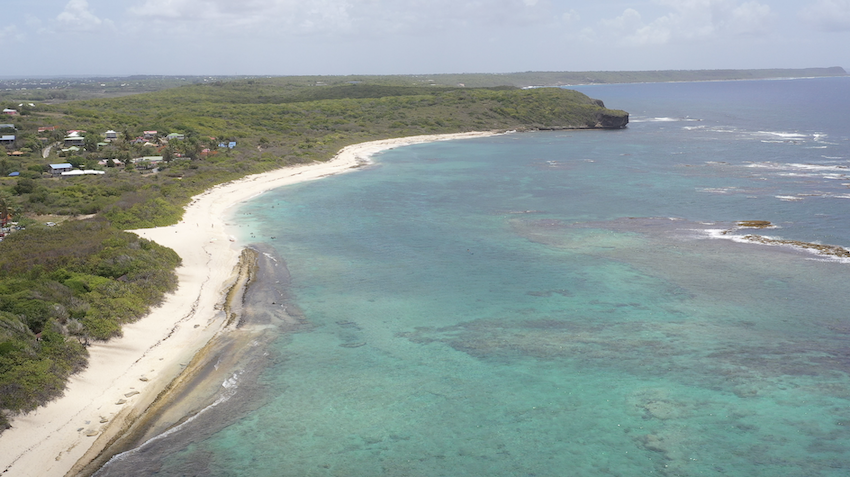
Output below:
[132,156,164,169]
[143,131,157,140]
[0,124,15,131]
[219,141,237,149]
[38,126,57,133]
[105,130,118,140]
[2,109,18,116]
[0,135,15,145]
[64,136,85,147]
[49,163,74,176]
[8,172,19,176]
[66,130,86,136]
[166,132,185,141]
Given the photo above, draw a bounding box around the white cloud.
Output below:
[800,0,850,31]
[127,0,352,35]
[594,0,774,46]
[126,0,558,36]
[54,0,114,33]
[562,9,580,24]
[601,8,645,33]
[0,25,25,43]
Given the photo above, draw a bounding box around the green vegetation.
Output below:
[0,78,627,429]
[0,219,180,428]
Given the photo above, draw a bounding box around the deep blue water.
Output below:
[101,77,850,476]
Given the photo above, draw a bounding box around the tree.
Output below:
[83,133,98,153]
[162,145,174,163]
[13,178,35,195]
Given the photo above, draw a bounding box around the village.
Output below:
[1,105,240,241]
[2,106,237,177]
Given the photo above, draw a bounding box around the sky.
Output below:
[2,0,849,76]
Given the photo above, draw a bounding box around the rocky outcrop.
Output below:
[590,99,629,128]
[595,110,629,129]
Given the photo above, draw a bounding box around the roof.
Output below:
[50,163,74,169]
[0,124,15,129]
[61,170,105,176]
[0,135,15,140]
[8,172,19,176]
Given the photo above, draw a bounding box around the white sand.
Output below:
[0,131,500,477]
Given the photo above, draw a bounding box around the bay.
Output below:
[98,77,850,477]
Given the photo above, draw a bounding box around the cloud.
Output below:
[561,9,580,24]
[54,0,114,33]
[127,0,351,35]
[594,0,774,46]
[126,0,558,36]
[800,0,850,31]
[0,25,25,44]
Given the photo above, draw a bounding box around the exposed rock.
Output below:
[736,220,772,228]
[595,111,629,129]
[742,234,850,258]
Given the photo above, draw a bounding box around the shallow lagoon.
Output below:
[99,77,850,476]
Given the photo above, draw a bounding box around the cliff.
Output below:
[595,110,629,129]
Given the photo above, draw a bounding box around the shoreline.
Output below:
[0,130,501,477]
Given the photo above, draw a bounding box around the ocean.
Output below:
[97,77,850,476]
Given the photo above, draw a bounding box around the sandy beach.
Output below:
[0,131,499,477]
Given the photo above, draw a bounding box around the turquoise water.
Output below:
[100,78,850,476]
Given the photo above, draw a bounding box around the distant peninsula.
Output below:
[1,67,846,103]
[395,67,849,88]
